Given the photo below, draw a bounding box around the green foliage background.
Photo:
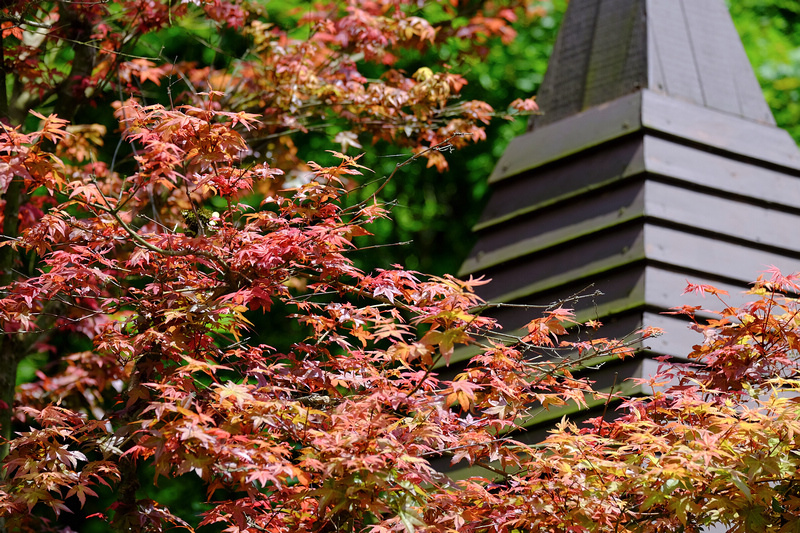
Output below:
[345,0,566,276]
[730,0,800,142]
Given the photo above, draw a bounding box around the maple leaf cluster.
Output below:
[1,1,800,533]
[0,100,618,530]
[0,0,540,177]
[3,99,800,533]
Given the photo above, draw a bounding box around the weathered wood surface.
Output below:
[531,0,774,130]
[492,90,800,185]
[447,0,800,485]
[462,0,800,372]
[466,167,800,280]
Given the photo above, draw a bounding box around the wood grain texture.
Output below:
[531,0,775,130]
[459,0,800,422]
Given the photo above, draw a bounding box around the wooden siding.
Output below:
[461,0,800,368]
[531,0,774,130]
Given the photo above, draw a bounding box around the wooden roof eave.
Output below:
[490,89,800,186]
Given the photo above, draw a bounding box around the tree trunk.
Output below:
[0,173,23,471]
[0,30,8,122]
[0,347,18,467]
[52,3,96,123]
[0,0,99,466]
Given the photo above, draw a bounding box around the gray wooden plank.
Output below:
[531,0,599,128]
[471,218,800,313]
[481,264,755,334]
[492,92,643,183]
[642,136,800,209]
[463,181,646,275]
[495,89,800,187]
[641,90,800,170]
[584,0,646,108]
[646,0,704,104]
[474,225,646,303]
[643,267,762,316]
[644,224,800,283]
[644,180,800,253]
[482,264,648,330]
[479,136,644,227]
[680,0,775,124]
[466,176,800,278]
[533,0,775,128]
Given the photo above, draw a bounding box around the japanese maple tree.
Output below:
[2,1,800,533]
[0,0,540,469]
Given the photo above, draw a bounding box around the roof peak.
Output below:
[530,0,774,129]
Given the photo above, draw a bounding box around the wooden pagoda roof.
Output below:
[531,0,775,129]
[458,0,800,410]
